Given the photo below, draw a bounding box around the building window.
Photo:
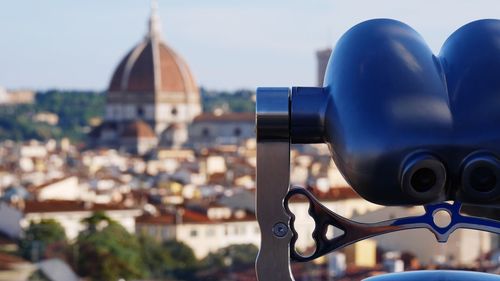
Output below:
[233,127,242,137]
[190,229,198,237]
[162,227,171,239]
[206,227,215,237]
[148,226,156,237]
[202,128,210,137]
[234,225,246,235]
[137,106,144,117]
[171,107,178,116]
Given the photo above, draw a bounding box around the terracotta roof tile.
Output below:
[193,113,255,123]
[108,39,198,94]
[0,253,29,270]
[121,120,156,138]
[136,208,256,225]
[23,200,135,214]
[289,187,361,202]
[136,213,175,224]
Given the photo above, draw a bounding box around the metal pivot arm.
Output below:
[256,87,294,281]
[285,187,500,263]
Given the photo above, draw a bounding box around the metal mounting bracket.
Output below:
[255,87,500,280]
[256,87,294,281]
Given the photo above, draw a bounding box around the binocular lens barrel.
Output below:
[462,155,500,201]
[410,168,438,193]
[469,166,496,192]
[401,155,446,203]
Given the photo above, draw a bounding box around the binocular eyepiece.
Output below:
[400,154,446,202]
[399,152,500,204]
[259,18,500,205]
[461,154,500,201]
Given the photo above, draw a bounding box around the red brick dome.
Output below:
[108,38,198,94]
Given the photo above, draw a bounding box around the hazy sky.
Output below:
[1,0,500,91]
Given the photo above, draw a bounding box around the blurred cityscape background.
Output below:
[1,1,500,281]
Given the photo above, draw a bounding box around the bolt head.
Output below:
[272,222,288,238]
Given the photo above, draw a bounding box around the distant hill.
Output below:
[201,88,255,113]
[0,90,105,143]
[0,88,255,143]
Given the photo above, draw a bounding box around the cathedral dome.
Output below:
[108,40,198,93]
[108,4,198,95]
[95,0,203,152]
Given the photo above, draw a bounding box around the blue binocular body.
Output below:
[291,19,500,205]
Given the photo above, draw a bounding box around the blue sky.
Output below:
[1,0,500,91]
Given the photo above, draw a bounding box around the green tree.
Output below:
[225,244,259,269]
[75,211,145,281]
[163,240,198,280]
[138,234,170,279]
[138,235,199,280]
[28,271,51,281]
[201,88,255,113]
[200,244,259,276]
[0,88,260,142]
[18,219,67,262]
[0,90,104,142]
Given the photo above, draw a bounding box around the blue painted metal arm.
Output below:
[286,187,500,262]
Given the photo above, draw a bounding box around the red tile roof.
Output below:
[136,213,175,225]
[0,253,29,270]
[23,200,135,214]
[193,113,255,123]
[136,208,256,225]
[121,120,156,138]
[288,187,361,202]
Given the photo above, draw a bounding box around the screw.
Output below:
[272,222,288,238]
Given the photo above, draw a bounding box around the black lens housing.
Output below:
[461,153,500,201]
[401,154,446,203]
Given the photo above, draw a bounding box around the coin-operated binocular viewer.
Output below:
[256,19,500,281]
